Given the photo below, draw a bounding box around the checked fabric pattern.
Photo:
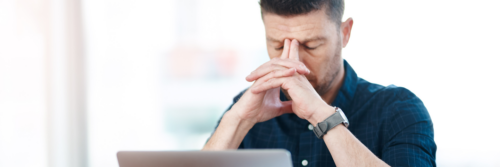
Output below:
[212,60,437,167]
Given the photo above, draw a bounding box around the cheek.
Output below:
[302,50,333,79]
[266,47,281,59]
[301,57,321,81]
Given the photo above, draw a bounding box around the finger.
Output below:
[272,59,310,75]
[279,101,293,115]
[251,76,290,94]
[289,39,300,61]
[280,39,291,59]
[246,59,308,82]
[246,63,288,82]
[253,68,296,87]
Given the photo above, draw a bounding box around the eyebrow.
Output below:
[266,37,327,44]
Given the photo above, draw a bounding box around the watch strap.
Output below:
[313,109,346,139]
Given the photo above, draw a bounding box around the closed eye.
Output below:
[275,46,284,50]
[303,40,325,50]
[304,45,319,50]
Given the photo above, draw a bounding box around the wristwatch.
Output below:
[313,107,349,139]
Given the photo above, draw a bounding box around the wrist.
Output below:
[223,109,256,132]
[308,104,336,126]
[204,109,256,150]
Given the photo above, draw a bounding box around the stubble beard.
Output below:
[315,40,343,98]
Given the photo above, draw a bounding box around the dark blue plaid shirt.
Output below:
[215,60,436,167]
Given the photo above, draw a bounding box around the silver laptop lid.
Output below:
[117,149,293,167]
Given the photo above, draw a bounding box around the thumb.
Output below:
[279,101,294,114]
[289,39,300,61]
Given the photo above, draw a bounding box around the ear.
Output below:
[340,17,354,48]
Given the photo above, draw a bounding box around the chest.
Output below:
[241,114,385,167]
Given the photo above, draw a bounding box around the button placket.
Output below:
[302,159,308,166]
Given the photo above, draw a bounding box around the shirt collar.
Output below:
[280,59,358,113]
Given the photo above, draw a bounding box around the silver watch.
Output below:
[313,107,349,139]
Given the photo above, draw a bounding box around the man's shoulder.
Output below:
[355,78,421,106]
[355,78,432,128]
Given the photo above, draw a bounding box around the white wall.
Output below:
[0,0,48,166]
[83,0,500,166]
[0,0,499,167]
[343,1,500,166]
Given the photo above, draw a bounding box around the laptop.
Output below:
[117,149,293,167]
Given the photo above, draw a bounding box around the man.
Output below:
[203,0,437,166]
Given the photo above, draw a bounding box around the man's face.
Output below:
[263,7,344,96]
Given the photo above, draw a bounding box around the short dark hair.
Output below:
[259,0,344,26]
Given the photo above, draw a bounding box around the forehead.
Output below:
[262,9,337,43]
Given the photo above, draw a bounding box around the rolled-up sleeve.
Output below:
[382,89,437,167]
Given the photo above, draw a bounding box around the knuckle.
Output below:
[298,63,306,69]
[270,71,277,78]
[268,78,276,86]
[273,66,284,71]
[271,60,281,66]
[282,82,289,90]
[270,64,279,68]
[278,70,285,77]
[289,60,300,66]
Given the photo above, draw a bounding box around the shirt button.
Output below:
[302,159,308,166]
[308,124,314,131]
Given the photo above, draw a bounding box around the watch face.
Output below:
[337,108,349,126]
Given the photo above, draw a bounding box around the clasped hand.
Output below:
[229,39,330,125]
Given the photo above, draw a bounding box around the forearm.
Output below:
[323,125,389,167]
[309,106,389,167]
[202,110,255,150]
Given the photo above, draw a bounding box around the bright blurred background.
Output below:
[1,0,499,167]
